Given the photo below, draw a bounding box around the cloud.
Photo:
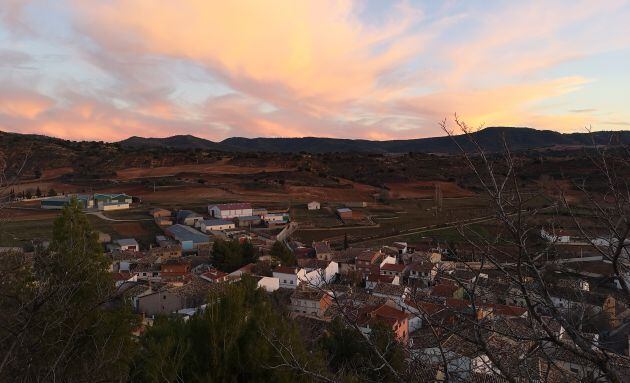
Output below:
[0,0,628,140]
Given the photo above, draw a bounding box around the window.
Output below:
[290,280,294,284]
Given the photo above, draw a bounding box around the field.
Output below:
[2,152,555,248]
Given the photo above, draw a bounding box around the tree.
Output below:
[212,238,258,272]
[24,189,32,199]
[47,188,56,197]
[131,277,321,382]
[0,199,138,381]
[270,241,295,266]
[35,186,41,198]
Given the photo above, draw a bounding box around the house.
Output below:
[366,275,398,290]
[165,224,211,253]
[235,215,262,227]
[150,208,171,218]
[115,238,139,252]
[176,210,204,226]
[273,266,306,289]
[290,288,333,319]
[136,278,211,316]
[200,268,229,283]
[41,194,93,210]
[252,207,268,216]
[200,219,235,233]
[208,203,253,219]
[358,302,410,343]
[263,213,289,225]
[356,249,383,276]
[148,244,182,262]
[307,201,321,210]
[337,207,353,219]
[255,276,280,292]
[300,261,339,287]
[160,260,191,281]
[392,242,408,254]
[94,193,132,211]
[313,241,333,261]
[405,262,436,287]
[380,263,406,278]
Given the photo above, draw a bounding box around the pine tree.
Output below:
[0,199,138,381]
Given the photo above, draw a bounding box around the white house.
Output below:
[307,201,320,210]
[263,213,289,225]
[256,276,280,292]
[300,261,339,288]
[200,219,236,233]
[208,203,253,219]
[273,266,306,289]
[115,238,139,252]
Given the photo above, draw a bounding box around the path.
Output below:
[86,211,153,222]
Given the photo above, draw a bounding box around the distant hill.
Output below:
[121,127,629,153]
[119,134,231,151]
[4,127,630,156]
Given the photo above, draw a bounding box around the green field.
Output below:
[0,218,56,246]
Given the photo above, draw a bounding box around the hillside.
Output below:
[123,127,630,153]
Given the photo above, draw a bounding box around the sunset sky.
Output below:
[1,0,629,141]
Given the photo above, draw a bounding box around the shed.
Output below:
[337,207,353,219]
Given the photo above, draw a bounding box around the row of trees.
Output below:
[7,187,57,201]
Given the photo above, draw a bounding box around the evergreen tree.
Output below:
[35,186,42,197]
[270,241,295,266]
[47,188,57,197]
[131,278,323,382]
[0,199,138,381]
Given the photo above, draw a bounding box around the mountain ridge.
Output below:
[118,127,630,153]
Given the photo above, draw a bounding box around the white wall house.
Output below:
[257,277,280,292]
[307,201,320,210]
[115,238,139,252]
[273,267,306,289]
[300,261,339,288]
[200,219,236,233]
[208,203,253,219]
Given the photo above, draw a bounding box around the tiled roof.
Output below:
[381,263,405,272]
[200,268,228,281]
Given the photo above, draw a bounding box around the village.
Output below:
[14,190,625,381]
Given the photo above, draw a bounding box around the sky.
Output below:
[0,0,629,142]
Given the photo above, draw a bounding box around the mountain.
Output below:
[221,127,630,153]
[118,134,230,151]
[4,127,630,157]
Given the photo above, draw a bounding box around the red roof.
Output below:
[404,299,444,315]
[201,268,228,281]
[481,303,528,317]
[359,304,409,327]
[381,263,405,272]
[431,283,459,297]
[211,203,252,211]
[274,266,298,275]
[366,273,395,283]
